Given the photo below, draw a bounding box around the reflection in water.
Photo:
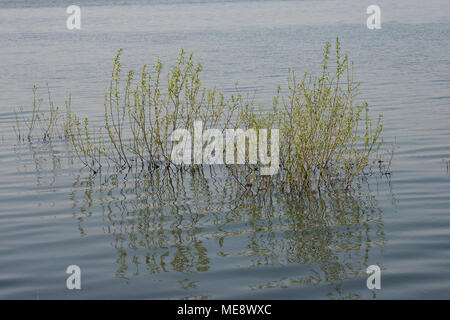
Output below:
[13,142,392,299]
[70,169,388,298]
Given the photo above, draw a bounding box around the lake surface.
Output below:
[0,0,450,299]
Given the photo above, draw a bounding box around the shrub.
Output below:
[13,38,387,192]
[240,38,384,191]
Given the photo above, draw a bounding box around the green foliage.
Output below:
[13,84,63,142]
[241,38,384,190]
[13,38,388,192]
[97,48,242,172]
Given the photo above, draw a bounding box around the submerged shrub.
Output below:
[13,84,65,142]
[13,38,389,192]
[99,48,242,171]
[241,38,384,191]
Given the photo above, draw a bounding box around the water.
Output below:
[0,0,450,299]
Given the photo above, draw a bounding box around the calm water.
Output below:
[1,0,450,299]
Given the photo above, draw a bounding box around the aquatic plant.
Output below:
[240,38,385,190]
[13,38,389,192]
[13,84,64,142]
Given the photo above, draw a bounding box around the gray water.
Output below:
[0,0,450,299]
